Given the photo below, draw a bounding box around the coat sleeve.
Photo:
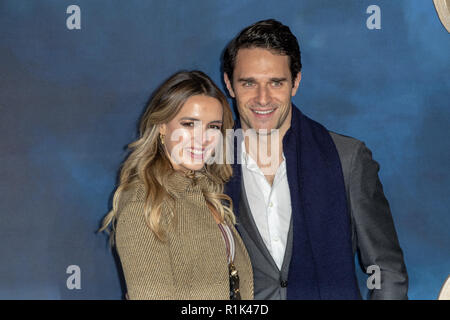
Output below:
[348,142,409,300]
[115,199,175,299]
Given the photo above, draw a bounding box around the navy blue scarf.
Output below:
[225,105,361,299]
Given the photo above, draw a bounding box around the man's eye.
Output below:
[243,81,254,87]
[272,81,282,87]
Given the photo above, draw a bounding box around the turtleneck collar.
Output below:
[165,168,209,195]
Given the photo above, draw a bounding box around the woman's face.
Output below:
[159,95,224,172]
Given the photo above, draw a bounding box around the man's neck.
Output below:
[242,110,291,185]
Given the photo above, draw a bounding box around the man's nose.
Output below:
[256,85,270,106]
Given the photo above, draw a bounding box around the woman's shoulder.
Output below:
[115,182,148,234]
[115,181,147,221]
[120,181,147,203]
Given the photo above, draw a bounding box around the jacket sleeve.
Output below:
[115,199,175,299]
[348,142,409,299]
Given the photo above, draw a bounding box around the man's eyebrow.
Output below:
[236,77,288,82]
[237,77,255,82]
[270,77,288,82]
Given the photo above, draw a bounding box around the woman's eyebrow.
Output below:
[179,117,200,121]
[179,118,223,124]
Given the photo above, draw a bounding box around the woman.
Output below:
[99,70,253,300]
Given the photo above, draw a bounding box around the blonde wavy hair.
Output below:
[99,70,235,242]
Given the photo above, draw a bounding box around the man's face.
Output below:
[224,48,301,135]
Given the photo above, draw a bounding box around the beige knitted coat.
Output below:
[114,170,254,300]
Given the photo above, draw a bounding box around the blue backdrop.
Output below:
[0,0,449,299]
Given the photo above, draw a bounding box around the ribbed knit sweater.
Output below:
[115,170,254,300]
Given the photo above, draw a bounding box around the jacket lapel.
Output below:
[238,178,279,271]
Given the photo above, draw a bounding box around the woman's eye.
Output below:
[181,122,194,127]
[209,125,222,130]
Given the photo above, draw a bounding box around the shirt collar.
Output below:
[241,140,259,172]
[240,139,287,174]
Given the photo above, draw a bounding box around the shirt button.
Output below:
[269,202,273,207]
[273,237,280,242]
[280,280,288,288]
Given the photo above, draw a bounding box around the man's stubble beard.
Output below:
[239,101,291,136]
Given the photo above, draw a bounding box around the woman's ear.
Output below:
[159,124,166,135]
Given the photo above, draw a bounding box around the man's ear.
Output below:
[291,72,302,97]
[223,73,236,98]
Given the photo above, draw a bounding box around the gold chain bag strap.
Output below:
[217,223,241,300]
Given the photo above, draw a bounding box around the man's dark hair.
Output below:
[223,19,302,86]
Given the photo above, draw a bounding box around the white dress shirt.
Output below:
[240,140,292,270]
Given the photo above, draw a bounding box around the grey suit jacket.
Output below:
[237,131,409,300]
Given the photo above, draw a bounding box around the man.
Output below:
[223,19,408,299]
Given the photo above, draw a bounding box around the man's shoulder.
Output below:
[293,107,363,155]
[327,131,365,171]
[328,131,363,154]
